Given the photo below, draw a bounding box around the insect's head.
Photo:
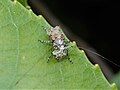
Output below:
[48,26,64,41]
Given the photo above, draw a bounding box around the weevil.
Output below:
[38,26,72,63]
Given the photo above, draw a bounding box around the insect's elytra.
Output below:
[39,26,73,63]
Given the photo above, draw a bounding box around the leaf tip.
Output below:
[72,41,76,45]
[38,15,43,18]
[94,64,100,69]
[111,83,118,90]
[81,50,85,53]
[29,9,33,12]
[26,5,31,10]
[12,0,17,4]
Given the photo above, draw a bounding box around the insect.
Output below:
[38,26,120,67]
[38,26,72,63]
[14,26,120,86]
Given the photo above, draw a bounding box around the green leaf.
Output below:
[112,72,120,90]
[16,0,28,7]
[0,0,118,89]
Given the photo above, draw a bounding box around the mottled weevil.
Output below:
[38,26,72,63]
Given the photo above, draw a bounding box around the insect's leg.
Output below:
[66,52,73,64]
[46,46,54,63]
[64,39,71,44]
[38,39,52,45]
[64,39,74,49]
[47,54,52,63]
[67,56,73,64]
[66,45,73,64]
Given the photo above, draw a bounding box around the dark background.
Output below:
[28,0,120,74]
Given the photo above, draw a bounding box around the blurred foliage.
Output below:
[112,72,120,90]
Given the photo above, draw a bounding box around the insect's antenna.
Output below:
[79,46,120,68]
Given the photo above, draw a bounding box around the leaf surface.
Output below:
[0,0,117,89]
